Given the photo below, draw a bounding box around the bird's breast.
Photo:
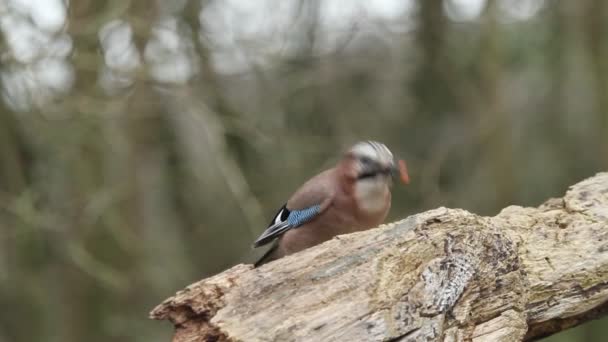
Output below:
[354,178,391,215]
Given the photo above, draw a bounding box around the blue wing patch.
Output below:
[253,204,322,248]
[287,205,321,227]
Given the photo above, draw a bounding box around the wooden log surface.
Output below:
[151,172,608,342]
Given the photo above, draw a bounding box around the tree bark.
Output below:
[150,172,608,342]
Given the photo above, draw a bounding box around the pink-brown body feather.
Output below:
[266,158,391,260]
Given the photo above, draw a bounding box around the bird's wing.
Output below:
[252,169,336,248]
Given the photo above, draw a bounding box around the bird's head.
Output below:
[343,141,409,185]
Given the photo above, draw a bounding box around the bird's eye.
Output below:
[360,156,373,164]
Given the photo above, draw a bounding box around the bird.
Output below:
[253,140,409,267]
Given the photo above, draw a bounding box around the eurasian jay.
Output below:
[253,141,408,266]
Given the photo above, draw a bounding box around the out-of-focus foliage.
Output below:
[0,0,606,341]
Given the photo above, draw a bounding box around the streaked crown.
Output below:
[348,141,394,165]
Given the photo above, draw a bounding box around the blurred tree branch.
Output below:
[583,0,608,168]
[151,172,608,342]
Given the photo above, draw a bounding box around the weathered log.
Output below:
[151,172,608,341]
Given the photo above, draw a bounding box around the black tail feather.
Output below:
[254,241,279,267]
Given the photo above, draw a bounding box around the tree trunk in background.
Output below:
[583,0,608,169]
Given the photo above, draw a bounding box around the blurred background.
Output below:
[0,0,607,341]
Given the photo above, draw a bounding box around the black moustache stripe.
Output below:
[358,168,391,180]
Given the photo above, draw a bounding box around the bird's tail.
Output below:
[252,221,290,247]
[254,241,279,267]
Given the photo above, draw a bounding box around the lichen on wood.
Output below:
[151,172,608,342]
